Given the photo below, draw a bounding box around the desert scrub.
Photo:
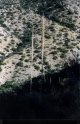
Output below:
[56,42,63,45]
[38,61,42,64]
[55,64,60,67]
[53,38,56,43]
[52,17,76,31]
[57,33,62,37]
[44,61,49,66]
[33,57,37,61]
[48,25,55,32]
[51,46,57,49]
[0,80,22,93]
[34,49,40,53]
[53,56,57,60]
[45,64,51,72]
[21,55,25,58]
[64,38,70,48]
[19,58,24,61]
[45,33,51,39]
[36,54,41,59]
[71,42,79,46]
[0,52,5,56]
[25,59,29,62]
[0,81,14,93]
[34,64,40,70]
[60,53,65,58]
[50,51,57,55]
[0,66,2,72]
[57,47,68,53]
[24,65,28,68]
[0,61,4,65]
[12,43,23,53]
[16,61,23,67]
[77,35,80,39]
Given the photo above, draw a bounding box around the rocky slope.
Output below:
[0,0,80,85]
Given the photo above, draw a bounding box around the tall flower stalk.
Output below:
[30,25,34,93]
[41,13,45,81]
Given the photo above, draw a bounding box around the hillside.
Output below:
[0,0,80,85]
[0,63,79,119]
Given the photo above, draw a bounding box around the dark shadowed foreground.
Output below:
[0,63,80,120]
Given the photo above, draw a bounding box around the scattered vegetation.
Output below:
[0,0,79,88]
[52,17,76,31]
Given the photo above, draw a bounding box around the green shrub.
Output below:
[19,58,24,61]
[16,62,23,67]
[60,53,65,58]
[53,56,57,60]
[34,65,40,70]
[50,51,57,55]
[25,59,29,62]
[0,81,13,92]
[45,33,51,39]
[0,61,3,65]
[77,35,80,39]
[0,67,2,72]
[52,17,76,31]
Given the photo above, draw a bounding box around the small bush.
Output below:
[25,59,29,62]
[34,65,40,70]
[53,56,57,60]
[16,62,23,67]
[0,61,3,65]
[60,53,65,58]
[0,67,2,72]
[45,33,51,39]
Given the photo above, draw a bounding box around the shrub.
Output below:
[0,61,3,65]
[16,62,23,67]
[25,59,29,62]
[0,67,2,72]
[53,56,57,60]
[52,17,76,31]
[34,65,40,70]
[50,51,57,55]
[60,53,65,58]
[45,33,51,39]
[77,35,80,39]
